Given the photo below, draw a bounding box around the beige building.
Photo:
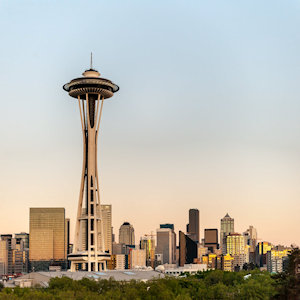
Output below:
[115,254,126,270]
[130,249,146,268]
[101,205,112,254]
[29,208,67,263]
[197,244,208,260]
[156,225,176,265]
[0,240,8,275]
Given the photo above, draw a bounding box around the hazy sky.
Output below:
[0,0,300,247]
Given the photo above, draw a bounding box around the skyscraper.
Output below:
[63,60,119,272]
[0,240,8,275]
[186,209,200,243]
[204,229,219,253]
[29,208,67,271]
[14,233,29,250]
[101,205,112,254]
[119,222,135,245]
[220,213,234,254]
[156,224,176,264]
[0,234,29,275]
[179,231,197,266]
[243,226,257,247]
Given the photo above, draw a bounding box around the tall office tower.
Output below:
[0,240,8,275]
[29,208,68,271]
[14,233,29,249]
[101,205,112,254]
[179,231,197,266]
[140,234,155,267]
[204,229,219,253]
[119,222,135,245]
[220,213,234,254]
[156,224,176,264]
[63,59,119,272]
[226,233,246,269]
[186,209,200,243]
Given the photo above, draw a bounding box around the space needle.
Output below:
[63,56,119,272]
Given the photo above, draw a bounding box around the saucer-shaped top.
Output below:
[63,69,119,99]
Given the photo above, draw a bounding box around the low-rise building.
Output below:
[159,264,207,276]
[130,249,146,269]
[222,254,234,272]
[266,249,290,273]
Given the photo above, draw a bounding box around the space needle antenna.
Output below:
[90,52,93,69]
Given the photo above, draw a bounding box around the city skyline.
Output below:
[0,1,300,247]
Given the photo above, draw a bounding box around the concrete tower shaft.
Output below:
[63,66,119,272]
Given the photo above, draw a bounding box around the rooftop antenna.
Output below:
[90,52,93,69]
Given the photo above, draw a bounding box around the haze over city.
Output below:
[0,0,300,248]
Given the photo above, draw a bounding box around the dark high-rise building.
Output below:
[179,231,197,266]
[204,229,218,253]
[186,209,199,243]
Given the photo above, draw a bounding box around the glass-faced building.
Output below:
[29,208,68,271]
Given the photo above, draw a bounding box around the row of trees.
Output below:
[0,248,298,300]
[0,270,278,300]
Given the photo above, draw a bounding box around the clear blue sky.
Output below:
[0,0,300,246]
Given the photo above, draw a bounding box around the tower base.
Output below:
[68,252,111,272]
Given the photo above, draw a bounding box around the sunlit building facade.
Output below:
[222,254,234,271]
[266,249,290,273]
[226,233,246,268]
[29,208,68,271]
[0,240,8,275]
[101,205,112,254]
[256,241,273,267]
